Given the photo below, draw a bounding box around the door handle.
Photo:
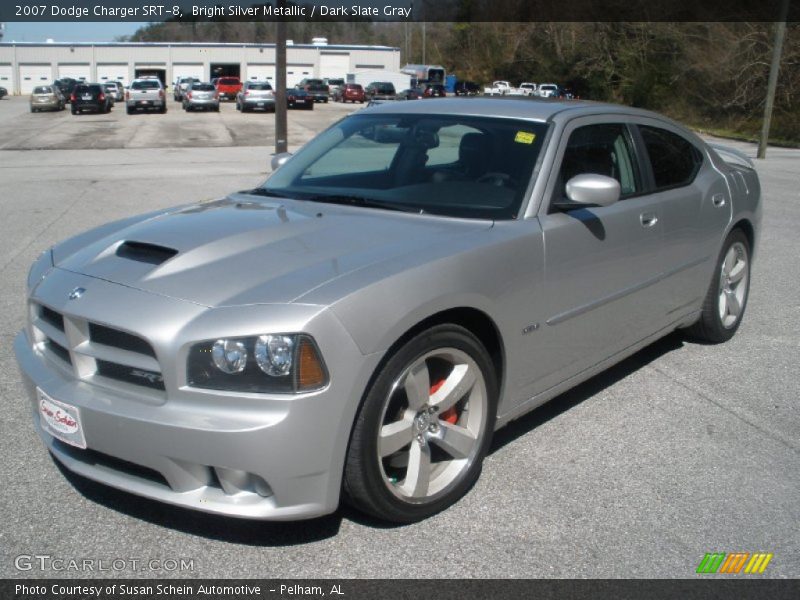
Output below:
[640,212,658,228]
[712,194,727,208]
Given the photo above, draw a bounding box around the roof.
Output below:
[362,97,673,124]
[0,42,400,52]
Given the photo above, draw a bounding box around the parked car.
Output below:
[418,83,447,98]
[396,88,422,100]
[183,81,220,112]
[236,81,275,112]
[298,78,329,103]
[70,83,111,114]
[537,83,561,98]
[126,78,167,114]
[333,83,365,103]
[365,81,396,101]
[215,77,242,101]
[103,82,125,103]
[519,82,538,96]
[454,81,480,96]
[53,78,78,102]
[325,78,345,97]
[173,77,196,101]
[0,86,8,99]
[286,87,314,110]
[14,98,760,524]
[29,85,65,112]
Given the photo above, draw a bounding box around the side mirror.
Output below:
[562,174,620,207]
[270,152,292,172]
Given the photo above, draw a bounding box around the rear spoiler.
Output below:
[708,143,755,169]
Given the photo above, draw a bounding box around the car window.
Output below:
[558,123,640,200]
[639,125,703,190]
[33,87,52,94]
[247,83,272,90]
[192,83,216,91]
[131,80,161,90]
[219,78,239,85]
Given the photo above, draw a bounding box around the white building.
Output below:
[0,41,401,94]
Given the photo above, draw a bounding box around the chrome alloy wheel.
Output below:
[718,241,749,329]
[377,348,488,503]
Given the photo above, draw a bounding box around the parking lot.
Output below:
[0,94,798,578]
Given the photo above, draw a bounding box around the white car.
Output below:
[537,83,561,98]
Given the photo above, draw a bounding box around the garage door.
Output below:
[246,64,275,83]
[97,64,129,86]
[58,64,90,82]
[319,53,350,80]
[173,63,205,82]
[286,65,313,88]
[0,64,13,95]
[19,64,53,95]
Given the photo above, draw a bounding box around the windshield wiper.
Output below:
[243,188,296,199]
[305,194,421,214]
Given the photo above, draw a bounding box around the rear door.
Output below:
[532,117,665,392]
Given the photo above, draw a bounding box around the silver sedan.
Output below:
[15,98,761,523]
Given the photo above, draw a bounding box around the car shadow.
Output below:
[56,332,686,539]
[489,332,685,454]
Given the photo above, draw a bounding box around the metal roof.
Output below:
[0,42,400,51]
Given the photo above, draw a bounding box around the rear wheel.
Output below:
[684,229,751,343]
[344,325,497,523]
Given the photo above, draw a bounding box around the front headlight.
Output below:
[187,334,328,394]
[27,248,54,292]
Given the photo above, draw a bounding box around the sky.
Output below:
[3,22,147,43]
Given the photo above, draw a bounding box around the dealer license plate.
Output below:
[37,388,86,449]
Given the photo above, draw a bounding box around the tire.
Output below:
[683,229,751,343]
[71,109,78,115]
[236,102,241,111]
[160,106,167,114]
[31,107,37,113]
[344,324,498,523]
[126,106,133,115]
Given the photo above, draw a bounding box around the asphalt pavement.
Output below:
[0,95,797,578]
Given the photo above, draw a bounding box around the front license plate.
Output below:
[257,102,265,107]
[37,388,87,449]
[141,100,149,105]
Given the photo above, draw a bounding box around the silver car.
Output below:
[183,81,220,112]
[30,85,65,112]
[125,78,167,114]
[15,98,760,523]
[236,81,275,112]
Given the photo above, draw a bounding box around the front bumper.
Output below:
[14,271,380,520]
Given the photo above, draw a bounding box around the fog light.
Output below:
[211,339,247,374]
[255,335,294,376]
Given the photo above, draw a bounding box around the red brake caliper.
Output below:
[430,379,458,424]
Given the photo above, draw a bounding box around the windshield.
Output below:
[264,113,548,220]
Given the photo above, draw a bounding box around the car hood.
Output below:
[54,193,491,307]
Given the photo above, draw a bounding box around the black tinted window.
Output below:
[247,83,273,90]
[640,125,702,189]
[131,80,161,90]
[558,124,640,199]
[192,83,216,91]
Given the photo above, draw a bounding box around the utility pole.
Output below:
[421,22,426,64]
[275,5,288,155]
[757,0,789,159]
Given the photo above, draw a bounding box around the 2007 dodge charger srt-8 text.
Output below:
[15,98,761,523]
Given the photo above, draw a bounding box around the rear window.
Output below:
[247,83,273,90]
[192,83,216,91]
[346,84,363,91]
[75,85,101,93]
[219,78,240,85]
[131,80,161,90]
[33,86,52,94]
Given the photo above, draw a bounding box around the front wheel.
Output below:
[684,229,751,343]
[344,324,497,523]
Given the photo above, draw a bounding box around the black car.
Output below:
[286,88,314,110]
[364,82,396,101]
[70,83,112,114]
[0,87,7,99]
[53,78,79,102]
[454,81,480,96]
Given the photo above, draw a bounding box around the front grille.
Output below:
[89,322,156,357]
[41,305,65,332]
[32,303,164,395]
[54,441,169,487]
[96,359,165,391]
[46,340,72,365]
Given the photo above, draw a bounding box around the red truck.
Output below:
[215,77,242,101]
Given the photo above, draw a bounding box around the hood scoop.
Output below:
[115,241,178,266]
